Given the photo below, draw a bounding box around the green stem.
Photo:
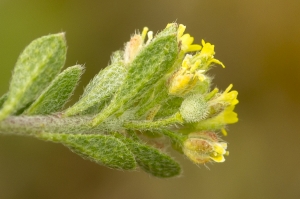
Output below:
[0,115,106,136]
[123,112,183,130]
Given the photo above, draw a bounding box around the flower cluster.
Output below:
[116,23,238,165]
[73,23,239,166]
[164,24,238,164]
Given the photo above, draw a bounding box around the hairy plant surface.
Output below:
[0,23,238,178]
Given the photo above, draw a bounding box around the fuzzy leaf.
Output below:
[134,79,168,118]
[92,24,178,126]
[0,33,67,120]
[0,94,7,109]
[125,139,181,178]
[64,51,126,116]
[24,65,84,115]
[155,97,183,119]
[38,133,136,170]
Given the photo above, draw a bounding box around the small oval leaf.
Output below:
[64,51,126,116]
[38,133,136,170]
[0,33,67,120]
[125,139,181,178]
[25,65,84,115]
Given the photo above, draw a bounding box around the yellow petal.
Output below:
[223,106,239,124]
[221,128,228,136]
[177,24,186,39]
[213,143,226,154]
[181,34,194,45]
[188,44,202,52]
[200,40,215,57]
[210,154,225,162]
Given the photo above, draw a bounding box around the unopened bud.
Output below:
[124,34,143,64]
[179,94,208,123]
[183,131,228,164]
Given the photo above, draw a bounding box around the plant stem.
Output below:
[0,112,184,137]
[123,112,183,130]
[0,115,106,137]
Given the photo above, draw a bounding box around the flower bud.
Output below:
[179,94,208,123]
[124,34,143,64]
[183,131,228,164]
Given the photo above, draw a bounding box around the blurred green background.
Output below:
[0,0,299,198]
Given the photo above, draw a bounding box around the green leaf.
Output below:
[0,33,67,121]
[38,133,136,170]
[126,139,181,178]
[134,79,168,118]
[92,24,178,126]
[64,51,126,116]
[155,96,183,118]
[0,93,7,109]
[24,65,84,115]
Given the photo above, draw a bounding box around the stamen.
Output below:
[141,27,149,41]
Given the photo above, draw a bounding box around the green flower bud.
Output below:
[180,94,209,123]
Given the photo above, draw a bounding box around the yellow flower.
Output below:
[199,40,215,57]
[180,34,202,52]
[168,39,226,97]
[168,70,199,96]
[209,84,239,108]
[168,55,207,96]
[183,131,228,164]
[191,85,238,135]
[167,58,214,97]
[177,24,202,53]
[219,84,239,105]
[205,85,239,131]
[198,40,225,69]
[193,105,238,134]
[214,105,238,124]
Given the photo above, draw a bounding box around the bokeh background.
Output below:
[0,0,299,198]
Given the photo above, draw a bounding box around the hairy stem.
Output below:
[123,112,183,130]
[0,115,107,136]
[0,113,183,137]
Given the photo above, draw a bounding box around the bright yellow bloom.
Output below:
[199,40,225,69]
[194,105,238,133]
[199,39,215,58]
[214,105,238,124]
[183,131,228,164]
[167,34,226,97]
[180,34,202,52]
[168,54,207,96]
[168,71,199,96]
[220,84,239,105]
[192,85,238,134]
[209,84,239,107]
[176,24,202,53]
